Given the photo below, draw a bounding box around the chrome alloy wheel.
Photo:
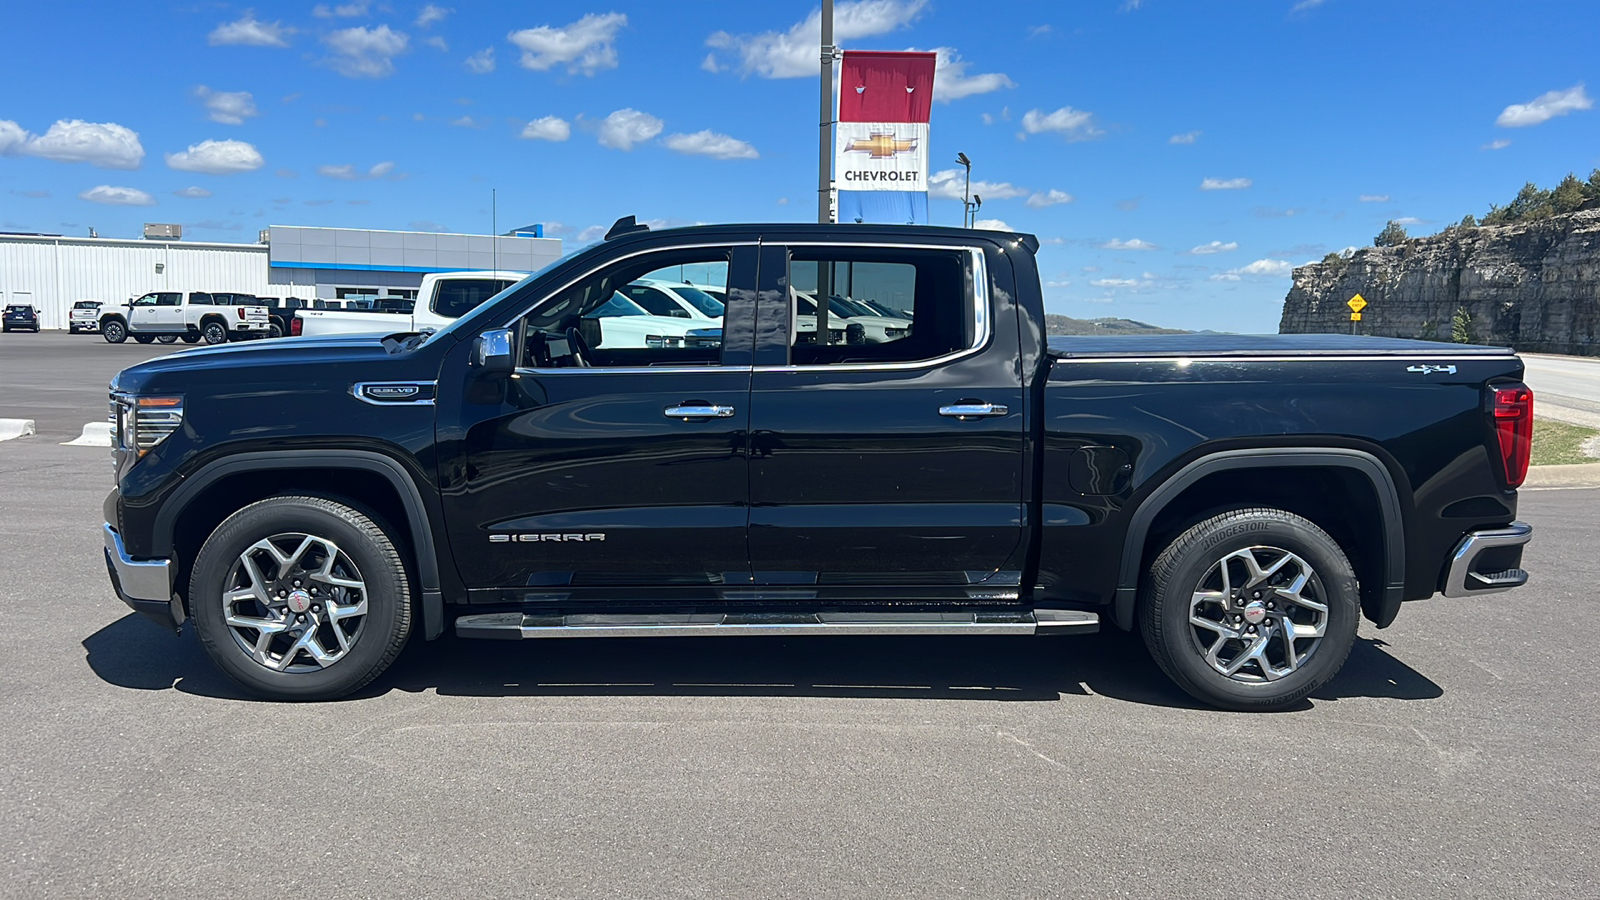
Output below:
[221,532,369,673]
[1187,546,1328,683]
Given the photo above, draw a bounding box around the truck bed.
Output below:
[1046,333,1515,359]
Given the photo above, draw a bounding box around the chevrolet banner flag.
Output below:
[835,50,937,225]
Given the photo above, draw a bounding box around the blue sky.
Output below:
[2,0,1596,332]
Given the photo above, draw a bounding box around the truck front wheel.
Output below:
[202,320,229,345]
[102,319,127,343]
[1139,507,1359,711]
[189,495,414,701]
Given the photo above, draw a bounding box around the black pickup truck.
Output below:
[101,220,1534,709]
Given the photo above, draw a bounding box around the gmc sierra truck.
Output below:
[100,291,271,345]
[101,219,1534,709]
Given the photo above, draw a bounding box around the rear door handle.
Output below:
[939,403,1008,419]
[665,404,736,419]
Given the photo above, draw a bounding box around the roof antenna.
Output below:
[605,215,650,240]
[492,188,497,274]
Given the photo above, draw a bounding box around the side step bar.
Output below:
[456,609,1099,640]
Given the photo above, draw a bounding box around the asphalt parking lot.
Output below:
[1,332,1597,899]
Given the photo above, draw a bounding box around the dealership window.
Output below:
[517,251,730,369]
[785,247,971,366]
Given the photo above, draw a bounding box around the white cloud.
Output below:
[1212,258,1294,281]
[1496,84,1593,128]
[1169,131,1201,144]
[316,160,396,179]
[1482,138,1512,150]
[1121,0,1144,10]
[972,218,1012,231]
[165,139,265,174]
[1091,277,1140,287]
[597,108,663,150]
[1290,0,1328,12]
[464,47,495,73]
[665,130,759,160]
[2,119,145,169]
[927,168,1028,201]
[173,186,212,198]
[324,24,409,78]
[425,35,448,51]
[450,116,481,128]
[1019,106,1101,141]
[929,47,1014,102]
[415,4,451,27]
[1026,189,1073,208]
[508,12,627,76]
[194,86,259,125]
[700,53,722,73]
[705,0,927,79]
[79,185,155,206]
[577,224,607,243]
[1359,194,1390,202]
[1101,237,1157,251]
[208,12,293,47]
[313,1,369,17]
[1189,240,1238,254]
[1200,177,1252,190]
[1393,216,1425,226]
[520,116,571,141]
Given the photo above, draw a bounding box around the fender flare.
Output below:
[154,449,446,639]
[1112,448,1406,631]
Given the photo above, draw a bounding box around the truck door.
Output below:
[745,241,1027,598]
[434,244,759,600]
[128,293,164,331]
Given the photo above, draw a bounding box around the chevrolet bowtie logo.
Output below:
[844,133,918,159]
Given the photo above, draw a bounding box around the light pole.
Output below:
[971,194,982,228]
[817,0,835,225]
[956,152,971,227]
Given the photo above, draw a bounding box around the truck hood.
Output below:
[110,333,418,395]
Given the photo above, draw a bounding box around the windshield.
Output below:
[671,286,724,318]
[424,250,580,344]
[586,293,652,318]
[73,301,100,309]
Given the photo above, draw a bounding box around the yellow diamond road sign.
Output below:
[1347,294,1368,313]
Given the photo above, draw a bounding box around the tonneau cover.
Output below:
[1046,333,1514,359]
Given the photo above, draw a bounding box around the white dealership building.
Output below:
[0,224,563,330]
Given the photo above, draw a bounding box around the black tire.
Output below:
[156,334,178,344]
[202,320,229,345]
[181,333,201,344]
[269,322,284,339]
[133,334,155,344]
[102,319,127,343]
[189,495,413,701]
[1139,507,1359,711]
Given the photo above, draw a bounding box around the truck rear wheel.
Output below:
[156,334,178,344]
[202,320,229,345]
[189,495,413,701]
[102,320,127,343]
[1139,508,1359,711]
[181,333,201,344]
[133,334,155,344]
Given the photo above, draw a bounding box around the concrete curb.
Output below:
[0,418,37,441]
[1523,462,1600,488]
[61,421,114,447]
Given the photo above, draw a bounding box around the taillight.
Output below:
[1488,383,1533,489]
[236,306,247,320]
[290,317,302,336]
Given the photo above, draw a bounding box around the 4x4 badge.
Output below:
[1406,365,1457,375]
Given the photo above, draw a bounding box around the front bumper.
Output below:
[103,523,183,631]
[1442,521,1532,598]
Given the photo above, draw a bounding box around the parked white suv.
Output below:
[100,291,271,345]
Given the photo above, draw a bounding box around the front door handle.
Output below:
[939,402,1008,419]
[665,404,736,419]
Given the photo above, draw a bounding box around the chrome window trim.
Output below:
[753,244,990,374]
[516,366,753,375]
[1050,354,1515,364]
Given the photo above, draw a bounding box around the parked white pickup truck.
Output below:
[100,291,271,345]
[294,272,527,338]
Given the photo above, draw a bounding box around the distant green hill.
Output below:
[1044,314,1189,336]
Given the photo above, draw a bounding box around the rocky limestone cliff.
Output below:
[1280,209,1600,355]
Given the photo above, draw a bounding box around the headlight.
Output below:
[111,394,184,456]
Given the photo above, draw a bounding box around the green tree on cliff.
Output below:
[1374,220,1409,247]
[1552,173,1590,214]
[1450,307,1476,344]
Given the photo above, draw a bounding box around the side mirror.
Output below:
[473,328,515,376]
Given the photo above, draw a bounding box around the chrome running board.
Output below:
[455,608,1099,640]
